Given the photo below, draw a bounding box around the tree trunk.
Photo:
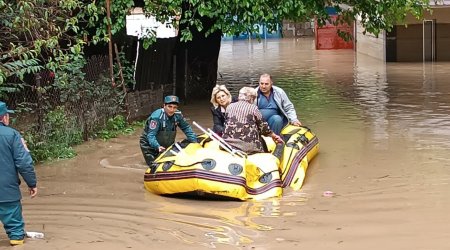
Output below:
[176,14,222,102]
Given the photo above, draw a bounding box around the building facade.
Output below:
[357,1,450,62]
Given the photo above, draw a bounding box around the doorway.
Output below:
[423,19,436,62]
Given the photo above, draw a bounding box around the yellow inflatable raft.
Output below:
[144,124,319,200]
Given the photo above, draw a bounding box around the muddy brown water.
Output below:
[2,38,450,249]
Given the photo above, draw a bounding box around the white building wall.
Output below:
[356,5,450,62]
[355,21,386,61]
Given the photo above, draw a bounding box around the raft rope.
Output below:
[281,138,300,177]
[155,159,213,168]
[279,127,313,177]
[153,125,313,181]
[153,159,278,183]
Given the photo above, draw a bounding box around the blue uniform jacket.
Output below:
[0,123,36,203]
[145,108,197,149]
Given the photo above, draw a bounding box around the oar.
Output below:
[193,121,245,158]
[192,121,235,155]
[207,128,246,158]
[173,142,184,154]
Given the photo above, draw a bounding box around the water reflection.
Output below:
[354,53,389,149]
[218,38,450,151]
[149,197,306,248]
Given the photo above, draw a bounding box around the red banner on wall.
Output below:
[315,15,354,50]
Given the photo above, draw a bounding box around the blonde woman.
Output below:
[210,85,233,136]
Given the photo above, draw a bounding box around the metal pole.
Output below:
[35,74,43,130]
[184,49,188,103]
[172,54,176,95]
[114,43,130,121]
[106,0,115,86]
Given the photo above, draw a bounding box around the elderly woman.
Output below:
[222,87,283,154]
[210,85,233,136]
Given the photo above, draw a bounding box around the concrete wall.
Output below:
[355,21,386,61]
[436,23,450,60]
[357,7,450,62]
[402,8,450,24]
[126,84,174,120]
[395,8,450,61]
[282,20,315,38]
[396,24,423,61]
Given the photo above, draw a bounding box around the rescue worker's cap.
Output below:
[164,95,179,105]
[0,101,14,116]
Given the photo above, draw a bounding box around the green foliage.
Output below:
[114,49,136,90]
[131,119,146,128]
[0,0,433,163]
[51,54,126,139]
[0,57,43,85]
[18,53,126,162]
[78,0,135,43]
[51,53,90,104]
[2,0,134,163]
[24,107,83,162]
[0,84,23,99]
[141,0,430,41]
[335,0,429,36]
[51,53,122,109]
[23,111,135,162]
[95,115,135,140]
[1,0,429,83]
[0,0,88,87]
[142,36,158,50]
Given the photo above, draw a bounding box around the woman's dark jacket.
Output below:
[211,106,225,136]
[211,97,237,136]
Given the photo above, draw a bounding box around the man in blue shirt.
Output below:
[0,101,37,246]
[255,73,302,135]
[139,95,197,165]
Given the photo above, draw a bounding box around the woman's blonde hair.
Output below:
[238,87,257,103]
[210,85,232,108]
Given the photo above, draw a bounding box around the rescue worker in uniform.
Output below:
[0,101,37,246]
[139,95,197,165]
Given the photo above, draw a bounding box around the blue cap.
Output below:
[164,95,179,104]
[0,101,14,116]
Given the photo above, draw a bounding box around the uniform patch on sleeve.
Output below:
[21,138,30,152]
[149,120,157,129]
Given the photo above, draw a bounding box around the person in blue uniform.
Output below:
[0,101,38,246]
[139,95,197,165]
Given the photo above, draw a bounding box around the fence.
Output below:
[7,55,124,141]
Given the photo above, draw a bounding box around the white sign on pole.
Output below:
[126,14,176,38]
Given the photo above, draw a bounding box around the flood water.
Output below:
[3,38,450,249]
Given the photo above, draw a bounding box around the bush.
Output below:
[24,107,83,162]
[95,115,135,140]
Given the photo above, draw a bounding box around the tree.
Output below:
[143,0,430,41]
[1,1,82,85]
[1,0,431,98]
[140,0,430,98]
[0,0,133,87]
